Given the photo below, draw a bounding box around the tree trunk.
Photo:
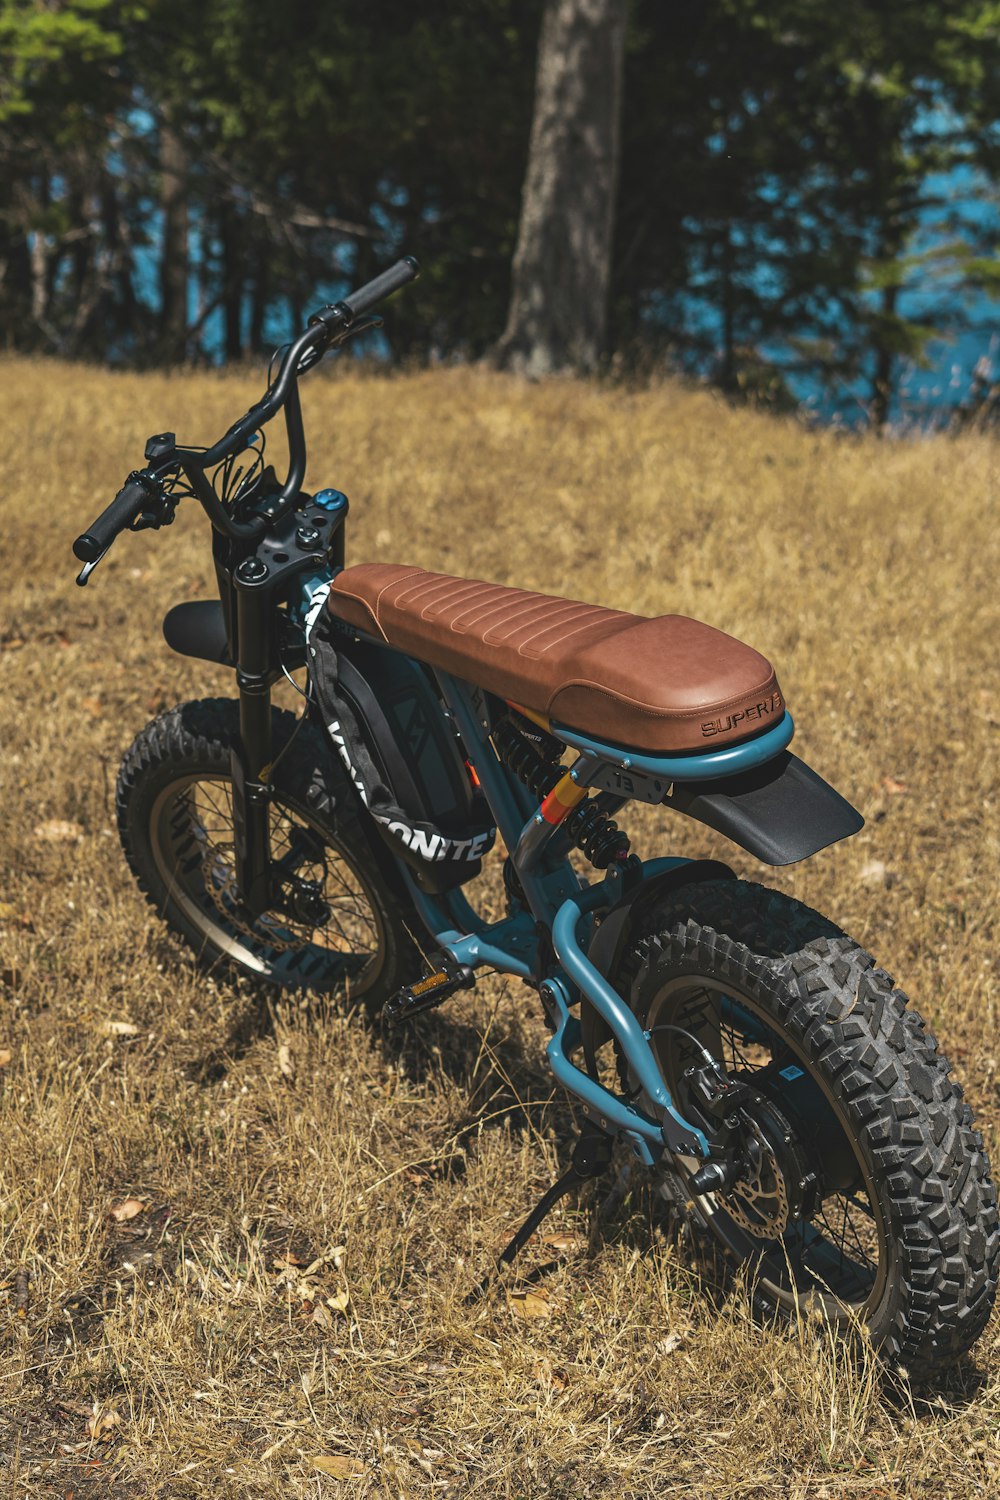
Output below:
[220,201,244,362]
[870,282,898,431]
[159,114,189,363]
[249,253,268,356]
[494,0,626,377]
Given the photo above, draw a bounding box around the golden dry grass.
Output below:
[0,356,998,1498]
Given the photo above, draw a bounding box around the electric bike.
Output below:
[72,256,998,1377]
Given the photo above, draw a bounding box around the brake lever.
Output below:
[296,314,383,374]
[131,493,178,533]
[76,549,109,587]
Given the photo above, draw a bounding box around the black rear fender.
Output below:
[666,751,863,867]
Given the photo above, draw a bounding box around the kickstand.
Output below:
[467,1121,615,1304]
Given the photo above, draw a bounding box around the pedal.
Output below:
[381,955,476,1027]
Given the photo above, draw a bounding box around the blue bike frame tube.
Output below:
[555,711,795,781]
[551,896,710,1158]
[432,671,581,924]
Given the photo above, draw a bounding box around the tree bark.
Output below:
[870,282,898,431]
[159,114,189,363]
[220,200,244,362]
[494,0,626,377]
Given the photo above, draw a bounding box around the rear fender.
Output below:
[665,751,864,867]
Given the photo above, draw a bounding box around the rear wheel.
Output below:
[117,698,421,1010]
[614,878,998,1377]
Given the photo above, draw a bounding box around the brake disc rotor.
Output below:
[721,1097,816,1238]
[202,843,314,954]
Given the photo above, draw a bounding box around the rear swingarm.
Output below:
[407,858,715,1171]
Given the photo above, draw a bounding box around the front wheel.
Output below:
[614,878,998,1377]
[116,698,421,1011]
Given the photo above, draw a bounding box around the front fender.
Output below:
[163,601,231,665]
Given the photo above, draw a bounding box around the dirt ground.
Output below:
[0,357,998,1497]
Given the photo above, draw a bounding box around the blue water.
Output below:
[130,170,997,431]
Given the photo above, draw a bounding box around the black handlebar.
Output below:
[341,254,420,318]
[74,254,420,571]
[73,473,156,562]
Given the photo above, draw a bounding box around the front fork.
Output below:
[232,565,276,918]
[227,489,345,917]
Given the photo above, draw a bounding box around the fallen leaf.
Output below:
[656,1331,684,1355]
[859,860,892,889]
[508,1287,551,1319]
[34,819,83,844]
[541,1231,587,1253]
[81,697,103,718]
[277,1043,295,1079]
[326,1287,350,1314]
[308,1454,365,1479]
[311,1302,334,1330]
[0,903,33,930]
[100,1019,140,1037]
[109,1197,145,1223]
[0,1048,13,1068]
[879,775,907,796]
[86,1405,121,1440]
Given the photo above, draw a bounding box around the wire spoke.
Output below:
[161,773,384,978]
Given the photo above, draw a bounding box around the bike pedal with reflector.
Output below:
[382,956,476,1027]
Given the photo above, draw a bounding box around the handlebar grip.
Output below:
[342,255,420,318]
[73,475,151,562]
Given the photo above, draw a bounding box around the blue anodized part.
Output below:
[550,897,710,1159]
[556,709,795,782]
[314,487,349,514]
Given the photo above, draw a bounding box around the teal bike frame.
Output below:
[378,657,797,1173]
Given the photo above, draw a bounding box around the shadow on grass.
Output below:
[153,941,993,1409]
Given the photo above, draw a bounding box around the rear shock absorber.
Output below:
[494,715,631,870]
[492,715,563,800]
[563,799,630,868]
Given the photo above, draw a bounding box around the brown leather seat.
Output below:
[327,564,784,755]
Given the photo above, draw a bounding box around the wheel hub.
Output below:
[282,876,332,928]
[721,1096,818,1238]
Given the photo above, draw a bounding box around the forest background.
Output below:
[1,0,999,427]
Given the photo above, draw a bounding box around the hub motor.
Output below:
[721,1094,818,1237]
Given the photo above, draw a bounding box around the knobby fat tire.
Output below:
[617,878,999,1377]
[116,697,420,1011]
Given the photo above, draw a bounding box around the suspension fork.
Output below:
[217,489,347,916]
[231,556,275,917]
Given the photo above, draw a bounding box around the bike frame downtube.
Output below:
[432,670,582,923]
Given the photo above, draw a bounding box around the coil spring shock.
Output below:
[563,800,630,868]
[493,715,631,870]
[492,716,563,800]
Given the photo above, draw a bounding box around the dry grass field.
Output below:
[0,355,998,1498]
